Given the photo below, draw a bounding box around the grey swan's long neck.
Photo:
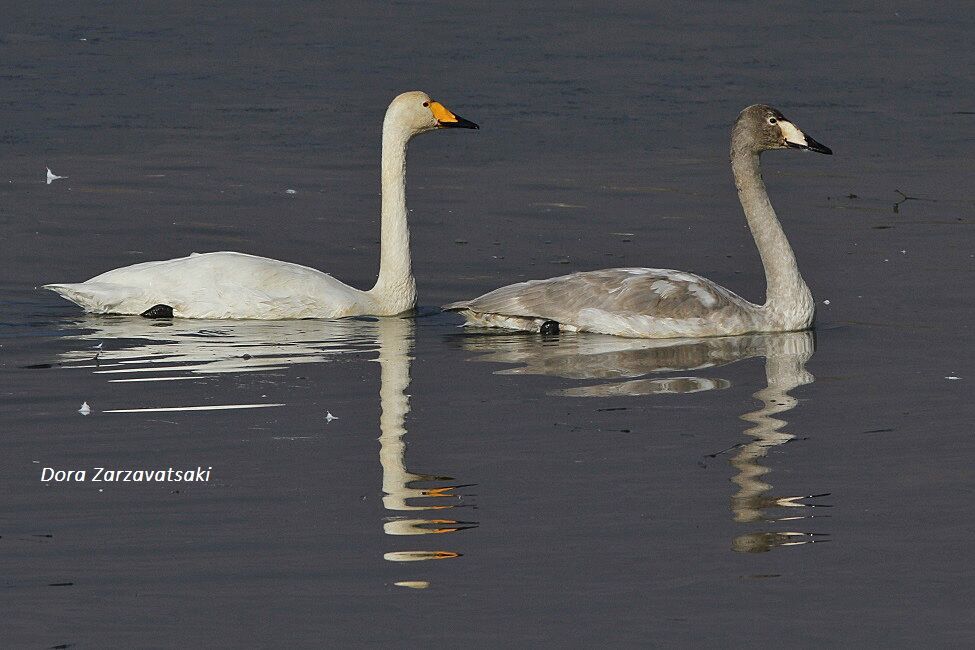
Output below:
[730,144,813,326]
[369,118,417,314]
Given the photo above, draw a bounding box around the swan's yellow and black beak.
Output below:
[780,120,832,154]
[429,101,479,129]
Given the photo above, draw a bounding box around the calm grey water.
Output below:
[2,1,973,646]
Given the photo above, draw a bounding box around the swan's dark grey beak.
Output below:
[802,135,832,155]
[787,133,831,155]
[440,114,479,130]
[429,100,479,129]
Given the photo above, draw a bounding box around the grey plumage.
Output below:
[444,104,832,338]
[445,267,756,325]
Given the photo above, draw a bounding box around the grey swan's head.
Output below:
[732,104,832,156]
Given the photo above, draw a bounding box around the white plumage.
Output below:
[47,252,367,319]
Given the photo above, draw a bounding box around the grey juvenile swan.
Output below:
[444,105,831,338]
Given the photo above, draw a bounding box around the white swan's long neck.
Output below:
[369,119,417,314]
[731,149,812,326]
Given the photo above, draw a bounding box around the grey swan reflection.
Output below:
[53,315,475,567]
[723,332,830,552]
[456,330,829,552]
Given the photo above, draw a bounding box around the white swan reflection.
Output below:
[375,318,476,564]
[54,315,474,567]
[457,330,829,552]
[55,315,383,378]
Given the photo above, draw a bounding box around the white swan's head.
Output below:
[733,105,832,155]
[385,91,479,136]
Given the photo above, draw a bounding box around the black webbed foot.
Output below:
[539,320,560,335]
[141,304,174,319]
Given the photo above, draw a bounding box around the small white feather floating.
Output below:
[46,167,68,185]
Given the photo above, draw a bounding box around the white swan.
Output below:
[45,91,477,319]
[445,105,831,338]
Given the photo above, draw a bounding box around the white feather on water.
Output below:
[46,167,67,184]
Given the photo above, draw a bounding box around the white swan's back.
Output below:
[45,252,367,319]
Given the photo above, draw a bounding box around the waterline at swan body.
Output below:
[445,104,831,338]
[45,91,478,319]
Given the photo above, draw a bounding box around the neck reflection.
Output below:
[376,318,475,566]
[727,332,829,552]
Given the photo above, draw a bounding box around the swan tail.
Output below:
[43,282,145,314]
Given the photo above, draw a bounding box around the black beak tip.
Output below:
[806,136,832,155]
[442,116,479,130]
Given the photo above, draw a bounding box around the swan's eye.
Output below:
[768,117,777,124]
[422,101,430,107]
